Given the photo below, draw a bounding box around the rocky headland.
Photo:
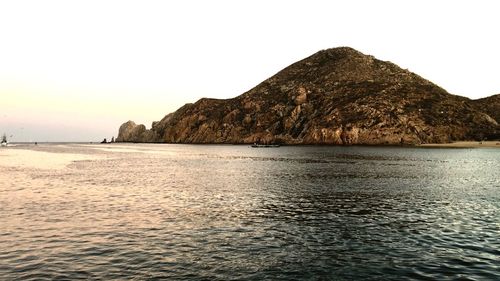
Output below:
[116,47,499,145]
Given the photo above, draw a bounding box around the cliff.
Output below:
[115,120,160,143]
[117,47,499,145]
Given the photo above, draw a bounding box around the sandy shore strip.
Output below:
[419,141,500,148]
[0,147,101,169]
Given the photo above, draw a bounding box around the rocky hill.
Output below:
[472,94,500,124]
[471,94,500,139]
[116,47,499,145]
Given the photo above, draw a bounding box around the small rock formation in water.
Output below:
[101,138,107,144]
[116,47,499,145]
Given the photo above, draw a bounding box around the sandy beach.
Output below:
[419,141,500,148]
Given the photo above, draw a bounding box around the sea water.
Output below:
[0,144,499,280]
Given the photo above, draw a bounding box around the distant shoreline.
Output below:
[3,141,500,148]
[419,141,500,148]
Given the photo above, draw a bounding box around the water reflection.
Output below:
[0,144,499,280]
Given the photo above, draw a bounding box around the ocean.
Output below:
[1,144,499,280]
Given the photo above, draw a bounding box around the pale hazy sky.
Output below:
[1,0,499,142]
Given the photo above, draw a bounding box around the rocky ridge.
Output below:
[472,94,500,124]
[116,47,499,145]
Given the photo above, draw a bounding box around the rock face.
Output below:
[116,120,160,143]
[471,94,500,139]
[117,47,499,144]
[472,94,500,124]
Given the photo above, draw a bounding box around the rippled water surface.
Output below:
[1,144,499,280]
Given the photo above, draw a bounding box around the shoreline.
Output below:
[419,141,500,148]
[3,141,500,148]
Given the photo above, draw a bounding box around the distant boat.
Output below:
[1,134,7,147]
[251,143,280,148]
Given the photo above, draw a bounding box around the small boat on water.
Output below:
[251,143,280,148]
[1,134,8,147]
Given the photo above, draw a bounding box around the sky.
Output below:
[1,0,499,142]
